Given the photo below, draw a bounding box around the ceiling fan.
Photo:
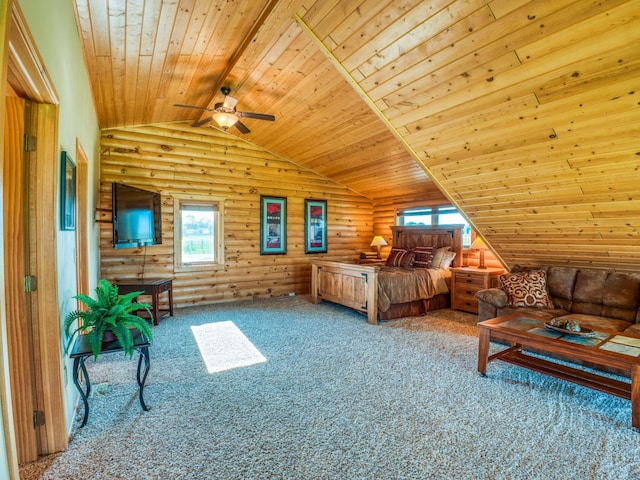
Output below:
[174,87,275,133]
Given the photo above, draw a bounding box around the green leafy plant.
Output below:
[65,279,154,360]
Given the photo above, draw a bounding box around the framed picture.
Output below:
[260,195,287,254]
[304,199,327,254]
[60,151,76,231]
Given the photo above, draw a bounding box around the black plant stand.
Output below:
[70,331,151,427]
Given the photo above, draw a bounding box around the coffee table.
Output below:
[477,313,640,429]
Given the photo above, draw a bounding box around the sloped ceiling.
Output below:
[73,0,640,270]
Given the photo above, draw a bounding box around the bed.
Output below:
[310,225,464,324]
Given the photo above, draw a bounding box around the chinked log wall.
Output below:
[98,123,375,308]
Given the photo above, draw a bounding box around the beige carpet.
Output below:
[19,295,640,479]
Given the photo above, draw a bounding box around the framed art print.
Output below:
[304,199,327,254]
[260,196,287,254]
[60,151,76,231]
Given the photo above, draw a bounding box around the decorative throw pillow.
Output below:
[386,247,414,268]
[499,270,554,308]
[412,246,434,268]
[430,246,450,269]
[439,251,456,270]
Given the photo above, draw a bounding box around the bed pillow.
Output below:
[412,246,434,268]
[430,246,450,269]
[386,247,414,268]
[439,251,456,270]
[499,270,554,308]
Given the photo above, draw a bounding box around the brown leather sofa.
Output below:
[475,265,640,335]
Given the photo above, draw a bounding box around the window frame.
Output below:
[173,195,225,272]
[396,204,472,248]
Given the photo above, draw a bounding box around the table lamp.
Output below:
[470,236,488,269]
[370,235,388,258]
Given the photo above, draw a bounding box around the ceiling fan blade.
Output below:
[223,95,238,110]
[234,121,250,134]
[174,103,215,112]
[236,111,275,121]
[191,116,213,127]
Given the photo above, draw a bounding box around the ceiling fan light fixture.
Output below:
[212,111,238,129]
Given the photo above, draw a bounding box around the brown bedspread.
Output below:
[377,267,450,312]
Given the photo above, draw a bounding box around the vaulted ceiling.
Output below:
[73,0,640,270]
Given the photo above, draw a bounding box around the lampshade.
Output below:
[470,236,488,269]
[470,236,488,251]
[212,111,238,129]
[370,235,387,259]
[370,236,388,247]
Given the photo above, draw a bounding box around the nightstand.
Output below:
[451,267,504,314]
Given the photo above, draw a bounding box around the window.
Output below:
[174,197,224,270]
[399,208,433,226]
[397,205,472,247]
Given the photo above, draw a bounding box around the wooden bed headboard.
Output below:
[389,225,464,268]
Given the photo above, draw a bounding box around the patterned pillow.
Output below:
[430,246,450,269]
[499,270,553,308]
[439,251,456,270]
[412,246,434,268]
[386,247,414,268]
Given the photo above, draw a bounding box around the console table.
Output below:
[117,278,174,325]
[70,331,151,427]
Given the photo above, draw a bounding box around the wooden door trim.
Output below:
[75,139,89,298]
[3,0,66,460]
[0,0,20,476]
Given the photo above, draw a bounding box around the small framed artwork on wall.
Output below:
[260,195,287,254]
[60,151,76,231]
[304,199,327,254]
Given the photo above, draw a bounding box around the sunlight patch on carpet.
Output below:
[191,321,267,373]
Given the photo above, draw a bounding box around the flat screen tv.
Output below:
[112,183,162,249]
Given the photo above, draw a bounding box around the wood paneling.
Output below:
[77,0,640,271]
[73,0,436,202]
[297,0,640,272]
[99,124,374,307]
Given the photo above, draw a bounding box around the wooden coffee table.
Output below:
[478,313,640,429]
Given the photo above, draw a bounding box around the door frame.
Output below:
[75,140,90,298]
[0,0,18,475]
[1,0,66,470]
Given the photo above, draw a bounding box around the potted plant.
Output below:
[65,279,154,360]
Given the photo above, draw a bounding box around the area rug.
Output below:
[19,295,640,479]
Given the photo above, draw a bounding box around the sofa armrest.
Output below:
[475,288,508,308]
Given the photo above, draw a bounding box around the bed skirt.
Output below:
[378,293,450,321]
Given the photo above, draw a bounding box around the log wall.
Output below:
[99,124,374,308]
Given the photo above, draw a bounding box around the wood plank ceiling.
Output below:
[73,0,640,271]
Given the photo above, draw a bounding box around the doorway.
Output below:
[2,1,68,464]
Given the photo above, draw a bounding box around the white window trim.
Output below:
[173,194,226,272]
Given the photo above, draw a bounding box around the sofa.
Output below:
[475,265,640,335]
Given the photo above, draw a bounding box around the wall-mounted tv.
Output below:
[112,183,162,249]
